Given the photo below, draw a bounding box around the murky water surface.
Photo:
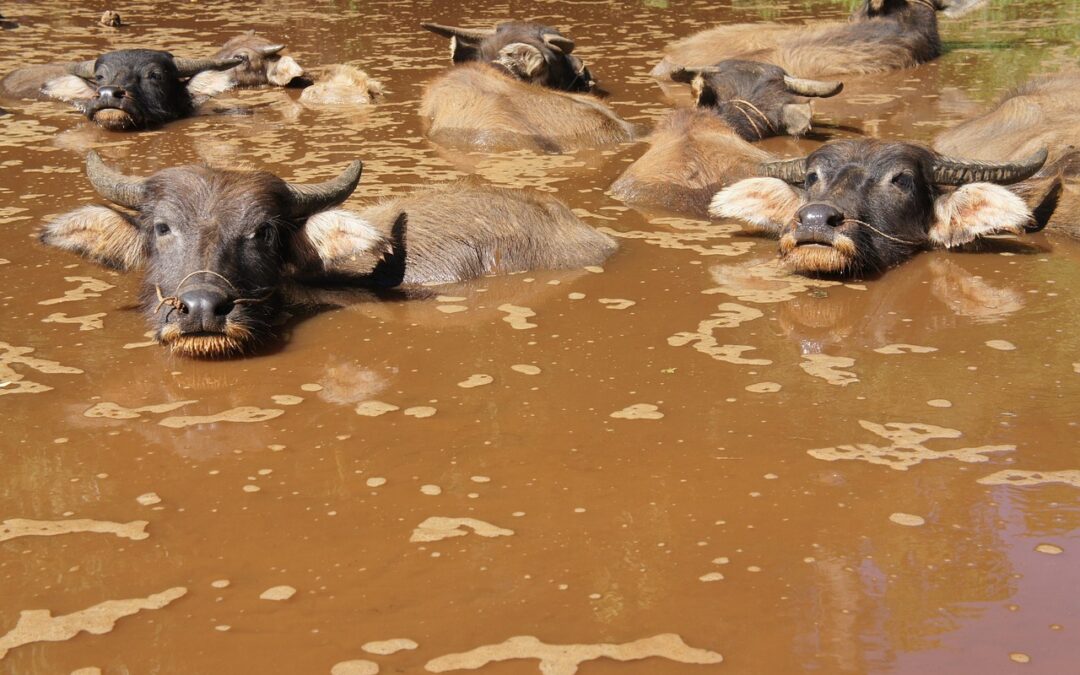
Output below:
[2,1,1079,673]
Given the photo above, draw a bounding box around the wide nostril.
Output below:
[176,289,234,323]
[97,86,125,100]
[797,204,844,229]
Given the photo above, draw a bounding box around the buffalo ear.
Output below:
[496,42,546,80]
[288,209,393,277]
[780,104,812,137]
[267,55,304,86]
[709,177,803,236]
[40,205,146,270]
[42,75,96,101]
[691,74,717,108]
[450,36,481,63]
[929,182,1033,248]
[187,69,237,98]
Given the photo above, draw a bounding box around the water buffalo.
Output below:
[421,21,594,93]
[610,61,842,217]
[934,72,1080,235]
[0,49,242,130]
[651,0,972,80]
[213,32,306,87]
[40,153,616,357]
[710,139,1048,277]
[419,62,633,153]
[299,65,383,107]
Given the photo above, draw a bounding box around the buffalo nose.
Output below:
[797,203,844,229]
[97,86,126,100]
[178,289,234,326]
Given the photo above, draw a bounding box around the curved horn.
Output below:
[173,56,245,78]
[759,157,809,184]
[285,160,364,219]
[66,60,97,78]
[258,44,286,57]
[420,22,494,42]
[932,148,1048,186]
[86,151,146,209]
[543,33,575,54]
[783,75,843,98]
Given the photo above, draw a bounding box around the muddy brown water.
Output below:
[1,0,1079,673]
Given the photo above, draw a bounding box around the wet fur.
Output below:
[299,65,383,107]
[419,63,633,153]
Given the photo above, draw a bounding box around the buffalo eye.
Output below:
[248,222,275,242]
[154,221,171,236]
[804,171,820,188]
[146,71,161,81]
[95,74,105,83]
[891,172,915,192]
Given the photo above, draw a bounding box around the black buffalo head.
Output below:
[41,153,376,357]
[711,140,1049,277]
[41,49,242,130]
[421,21,595,92]
[671,60,842,140]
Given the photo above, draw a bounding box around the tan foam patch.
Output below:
[458,374,493,389]
[424,633,722,673]
[259,585,297,601]
[356,401,400,417]
[598,298,635,310]
[511,364,542,375]
[498,304,537,330]
[0,519,148,543]
[597,225,753,257]
[409,517,514,543]
[808,420,1014,471]
[42,312,106,331]
[0,342,84,396]
[610,403,664,420]
[889,513,925,527]
[1035,543,1063,555]
[362,638,419,655]
[38,276,114,306]
[705,262,840,304]
[158,407,284,428]
[799,354,858,386]
[83,400,197,420]
[668,304,770,366]
[271,395,304,406]
[985,339,1017,351]
[977,470,1080,488]
[0,587,186,660]
[745,382,782,393]
[874,344,938,355]
[404,406,437,418]
[331,660,379,675]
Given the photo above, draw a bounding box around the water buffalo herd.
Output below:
[3,0,1076,357]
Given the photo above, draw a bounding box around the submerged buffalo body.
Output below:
[652,0,959,80]
[41,154,616,357]
[213,33,306,87]
[712,139,1048,276]
[0,49,241,130]
[934,72,1080,235]
[420,62,633,153]
[610,61,842,217]
[422,21,594,92]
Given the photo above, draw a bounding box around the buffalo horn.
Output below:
[543,33,575,53]
[67,60,97,79]
[86,151,146,209]
[258,44,286,57]
[783,75,843,98]
[173,56,245,78]
[420,22,494,42]
[759,157,809,184]
[285,160,364,218]
[932,148,1048,185]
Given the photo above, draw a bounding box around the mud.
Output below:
[1,0,1079,673]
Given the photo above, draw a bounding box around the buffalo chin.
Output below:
[92,108,139,131]
[779,232,858,276]
[158,323,256,359]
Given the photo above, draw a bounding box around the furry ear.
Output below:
[929,182,1033,248]
[267,55,304,86]
[450,36,481,63]
[709,177,803,236]
[187,69,237,98]
[780,104,812,136]
[691,74,717,108]
[496,42,546,80]
[289,209,393,277]
[42,75,96,101]
[40,205,146,270]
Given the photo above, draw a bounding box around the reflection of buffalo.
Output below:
[935,72,1080,237]
[651,0,967,80]
[0,50,242,130]
[40,153,616,358]
[610,60,841,217]
[713,140,1047,277]
[422,21,595,93]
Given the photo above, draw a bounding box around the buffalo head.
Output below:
[41,153,369,357]
[711,140,1049,277]
[421,21,595,92]
[40,49,242,130]
[214,33,306,87]
[671,60,842,140]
